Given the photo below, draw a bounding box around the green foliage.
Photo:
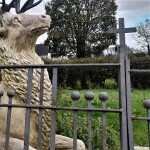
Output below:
[44,55,119,89]
[45,0,117,58]
[136,19,150,54]
[56,88,121,149]
[56,113,120,149]
[129,55,150,88]
[43,55,150,89]
[104,78,118,89]
[56,88,150,149]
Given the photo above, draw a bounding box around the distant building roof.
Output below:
[35,44,49,56]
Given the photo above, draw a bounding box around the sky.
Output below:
[1,0,150,49]
[116,0,150,49]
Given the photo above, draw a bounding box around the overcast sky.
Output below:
[2,0,150,49]
[115,0,150,49]
[116,0,149,26]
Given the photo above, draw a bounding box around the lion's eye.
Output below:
[13,17,21,24]
[14,17,19,22]
[14,18,18,22]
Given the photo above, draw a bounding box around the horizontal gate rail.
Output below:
[132,116,150,121]
[0,63,120,69]
[0,103,123,113]
[130,69,150,74]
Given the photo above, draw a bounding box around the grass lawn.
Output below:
[56,88,150,149]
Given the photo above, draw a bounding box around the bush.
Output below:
[130,56,150,89]
[56,88,121,149]
[43,55,150,89]
[44,56,119,89]
[56,112,120,149]
[104,78,118,89]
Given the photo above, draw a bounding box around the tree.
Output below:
[136,19,150,55]
[45,0,117,58]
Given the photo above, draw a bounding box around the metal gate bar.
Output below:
[24,68,33,150]
[5,90,14,150]
[71,91,79,150]
[50,67,58,150]
[125,59,134,150]
[37,68,45,150]
[127,65,150,149]
[87,95,93,150]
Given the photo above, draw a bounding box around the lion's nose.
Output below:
[41,14,47,19]
[39,14,51,26]
[40,14,51,21]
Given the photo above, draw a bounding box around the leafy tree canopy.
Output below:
[136,19,150,55]
[45,0,117,58]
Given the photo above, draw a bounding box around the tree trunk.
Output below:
[76,38,86,58]
[147,44,150,55]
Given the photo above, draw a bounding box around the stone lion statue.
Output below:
[0,12,85,150]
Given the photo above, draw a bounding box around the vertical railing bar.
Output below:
[50,67,58,150]
[0,69,3,104]
[118,18,128,150]
[87,101,92,150]
[147,109,150,148]
[0,69,2,81]
[125,59,134,149]
[119,54,128,150]
[73,100,78,150]
[118,62,122,149]
[24,68,33,150]
[5,96,13,150]
[102,101,107,150]
[0,97,1,104]
[37,68,44,150]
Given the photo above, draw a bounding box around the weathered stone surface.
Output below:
[55,135,85,150]
[0,12,52,150]
[0,12,85,150]
[0,137,36,150]
[134,146,149,150]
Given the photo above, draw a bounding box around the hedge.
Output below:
[43,55,150,89]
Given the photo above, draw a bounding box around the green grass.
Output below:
[56,88,150,149]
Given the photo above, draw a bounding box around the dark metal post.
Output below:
[118,18,128,150]
[5,89,15,150]
[71,91,80,150]
[0,69,2,81]
[109,18,136,150]
[99,92,109,150]
[143,100,150,147]
[148,109,150,148]
[125,59,134,149]
[24,68,33,150]
[37,68,45,150]
[50,67,58,150]
[85,92,94,150]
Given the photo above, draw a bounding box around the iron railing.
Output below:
[0,18,150,150]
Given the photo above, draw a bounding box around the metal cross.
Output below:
[109,18,137,56]
[109,18,136,150]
